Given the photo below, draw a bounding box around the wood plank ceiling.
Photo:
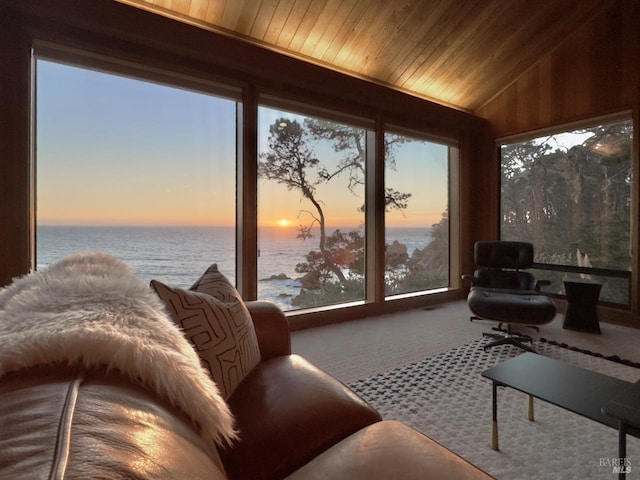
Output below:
[116,0,613,112]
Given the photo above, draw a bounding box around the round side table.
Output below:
[562,278,602,333]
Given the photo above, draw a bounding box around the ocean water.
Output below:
[36,225,432,310]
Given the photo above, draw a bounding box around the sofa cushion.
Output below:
[284,420,494,480]
[151,277,260,399]
[221,354,382,480]
[467,287,556,325]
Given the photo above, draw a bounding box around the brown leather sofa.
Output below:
[0,301,493,480]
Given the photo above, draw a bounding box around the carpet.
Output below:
[348,338,640,479]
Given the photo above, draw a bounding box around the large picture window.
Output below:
[36,58,240,286]
[500,116,633,306]
[32,52,461,317]
[384,130,452,297]
[257,105,370,311]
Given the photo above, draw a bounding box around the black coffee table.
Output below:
[482,352,638,477]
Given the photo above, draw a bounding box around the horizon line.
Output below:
[37,223,434,229]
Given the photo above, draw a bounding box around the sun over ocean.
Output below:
[36,225,432,310]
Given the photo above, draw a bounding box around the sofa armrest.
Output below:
[223,355,381,480]
[245,301,291,360]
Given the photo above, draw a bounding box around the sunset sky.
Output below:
[36,59,448,228]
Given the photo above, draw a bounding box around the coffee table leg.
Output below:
[619,421,627,480]
[528,395,534,421]
[492,381,499,451]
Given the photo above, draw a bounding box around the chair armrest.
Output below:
[245,301,291,361]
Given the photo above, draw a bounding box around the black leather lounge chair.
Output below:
[463,241,557,352]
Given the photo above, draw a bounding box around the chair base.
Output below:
[470,316,539,333]
[482,328,536,353]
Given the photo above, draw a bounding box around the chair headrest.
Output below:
[474,241,534,269]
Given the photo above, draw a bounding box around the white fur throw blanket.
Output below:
[0,252,236,448]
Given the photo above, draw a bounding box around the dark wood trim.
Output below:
[372,116,386,303]
[288,289,467,332]
[0,15,32,286]
[237,86,258,300]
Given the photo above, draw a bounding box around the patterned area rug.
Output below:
[348,338,640,479]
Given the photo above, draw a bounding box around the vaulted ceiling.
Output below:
[116,0,613,112]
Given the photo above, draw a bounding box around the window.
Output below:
[257,104,370,311]
[384,130,453,297]
[33,51,461,316]
[35,58,239,286]
[500,116,633,306]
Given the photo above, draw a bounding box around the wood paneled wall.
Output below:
[476,0,640,137]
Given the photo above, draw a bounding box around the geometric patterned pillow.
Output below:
[189,263,243,303]
[189,264,262,365]
[150,275,261,399]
